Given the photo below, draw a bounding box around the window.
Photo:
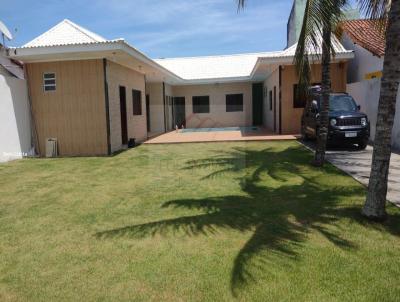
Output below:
[226,94,243,112]
[192,96,210,113]
[293,84,307,108]
[132,89,142,115]
[293,83,321,108]
[43,72,56,91]
[269,90,273,111]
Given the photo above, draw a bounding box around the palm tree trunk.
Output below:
[362,1,400,220]
[313,25,331,166]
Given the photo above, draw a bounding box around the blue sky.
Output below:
[0,0,357,58]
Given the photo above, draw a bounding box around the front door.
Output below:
[146,94,150,132]
[173,97,186,128]
[252,83,263,126]
[119,86,128,145]
[273,87,277,132]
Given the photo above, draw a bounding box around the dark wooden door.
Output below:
[173,97,186,128]
[252,83,263,126]
[146,94,150,132]
[119,86,128,145]
[273,86,277,132]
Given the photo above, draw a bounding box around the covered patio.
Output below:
[144,127,298,144]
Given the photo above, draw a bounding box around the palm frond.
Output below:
[357,0,391,32]
[294,0,346,96]
[294,0,324,96]
[358,0,391,19]
[237,0,246,11]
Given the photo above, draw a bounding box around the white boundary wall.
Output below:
[347,78,400,150]
[0,74,32,162]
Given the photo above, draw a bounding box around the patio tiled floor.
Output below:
[145,128,299,144]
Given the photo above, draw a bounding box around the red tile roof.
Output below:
[340,19,386,57]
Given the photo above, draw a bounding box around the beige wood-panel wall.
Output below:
[26,59,108,156]
[106,60,147,152]
[280,62,348,134]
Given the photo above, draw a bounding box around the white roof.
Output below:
[154,35,352,81]
[154,51,281,81]
[12,19,354,84]
[23,19,107,48]
[279,34,349,58]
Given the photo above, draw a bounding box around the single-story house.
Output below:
[8,19,354,157]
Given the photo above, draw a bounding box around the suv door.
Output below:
[305,97,320,138]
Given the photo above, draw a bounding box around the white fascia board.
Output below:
[9,40,183,82]
[9,42,121,58]
[118,41,183,82]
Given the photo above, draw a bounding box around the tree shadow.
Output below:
[95,145,400,296]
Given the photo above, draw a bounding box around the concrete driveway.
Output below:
[300,141,400,206]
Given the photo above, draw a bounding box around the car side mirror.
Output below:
[357,105,361,111]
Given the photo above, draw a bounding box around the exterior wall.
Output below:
[280,62,347,134]
[146,83,165,135]
[106,61,147,152]
[0,74,32,162]
[347,79,400,150]
[173,82,252,128]
[26,59,108,156]
[263,67,280,132]
[0,64,12,77]
[341,33,384,83]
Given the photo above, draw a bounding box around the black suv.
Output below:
[301,87,370,149]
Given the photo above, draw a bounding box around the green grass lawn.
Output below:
[0,141,399,302]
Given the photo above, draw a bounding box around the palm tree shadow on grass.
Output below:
[95,145,400,295]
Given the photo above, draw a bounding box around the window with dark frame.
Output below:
[293,84,307,108]
[293,83,321,108]
[192,96,210,113]
[226,94,243,112]
[43,72,56,91]
[132,89,142,115]
[269,90,273,111]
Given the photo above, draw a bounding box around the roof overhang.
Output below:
[8,41,354,86]
[250,50,354,78]
[8,40,183,84]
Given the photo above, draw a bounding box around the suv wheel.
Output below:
[358,141,368,150]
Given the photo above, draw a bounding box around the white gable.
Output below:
[23,19,106,48]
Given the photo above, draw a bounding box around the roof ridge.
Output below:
[23,20,65,47]
[62,19,106,42]
[23,19,106,47]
